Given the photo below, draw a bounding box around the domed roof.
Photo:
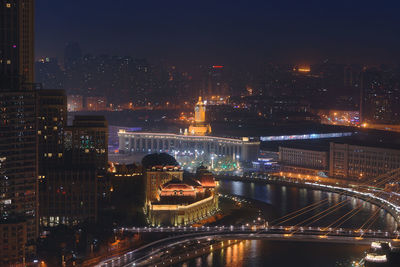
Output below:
[142,153,179,168]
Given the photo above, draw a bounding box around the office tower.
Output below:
[39,167,98,227]
[37,92,104,227]
[0,0,35,90]
[37,89,67,175]
[0,91,37,264]
[360,68,393,124]
[0,1,37,265]
[64,116,108,174]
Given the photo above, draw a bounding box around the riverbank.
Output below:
[216,175,400,227]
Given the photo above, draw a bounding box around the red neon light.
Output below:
[212,65,224,69]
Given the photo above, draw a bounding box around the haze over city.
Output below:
[2,1,400,266]
[35,0,400,65]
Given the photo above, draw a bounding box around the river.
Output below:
[174,180,398,267]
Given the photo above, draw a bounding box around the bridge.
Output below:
[93,168,400,266]
[94,225,400,267]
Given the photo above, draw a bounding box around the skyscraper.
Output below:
[0,0,35,90]
[0,0,37,264]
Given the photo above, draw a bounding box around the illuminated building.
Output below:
[118,131,259,163]
[188,96,211,136]
[330,142,400,180]
[118,97,259,168]
[145,165,183,209]
[0,1,37,264]
[144,154,218,226]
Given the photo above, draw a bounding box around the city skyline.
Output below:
[3,0,400,266]
[35,0,400,66]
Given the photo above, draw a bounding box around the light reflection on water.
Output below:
[218,180,397,231]
[173,180,397,267]
[175,240,369,267]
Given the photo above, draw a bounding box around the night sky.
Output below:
[35,0,400,66]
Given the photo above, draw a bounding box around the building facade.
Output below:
[145,166,183,209]
[329,142,400,180]
[0,91,38,264]
[39,168,98,227]
[279,146,328,170]
[0,0,35,89]
[64,116,108,174]
[38,106,107,227]
[145,163,218,226]
[119,131,260,162]
[188,97,211,136]
[0,1,37,263]
[37,89,67,176]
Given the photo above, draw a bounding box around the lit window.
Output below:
[58,153,62,158]
[48,153,52,157]
[6,3,11,8]
[6,60,11,64]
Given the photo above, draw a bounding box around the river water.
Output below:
[174,180,398,267]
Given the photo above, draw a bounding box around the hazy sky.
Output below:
[35,0,400,66]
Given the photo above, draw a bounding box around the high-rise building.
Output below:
[64,116,108,174]
[329,142,400,180]
[0,91,38,264]
[0,1,38,265]
[0,0,35,90]
[37,89,67,176]
[360,68,394,124]
[37,92,105,227]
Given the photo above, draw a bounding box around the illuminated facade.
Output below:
[145,165,218,226]
[188,97,211,136]
[145,165,183,209]
[118,131,260,162]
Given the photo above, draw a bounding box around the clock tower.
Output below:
[188,97,211,135]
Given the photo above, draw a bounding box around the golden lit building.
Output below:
[143,154,218,226]
[188,97,211,136]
